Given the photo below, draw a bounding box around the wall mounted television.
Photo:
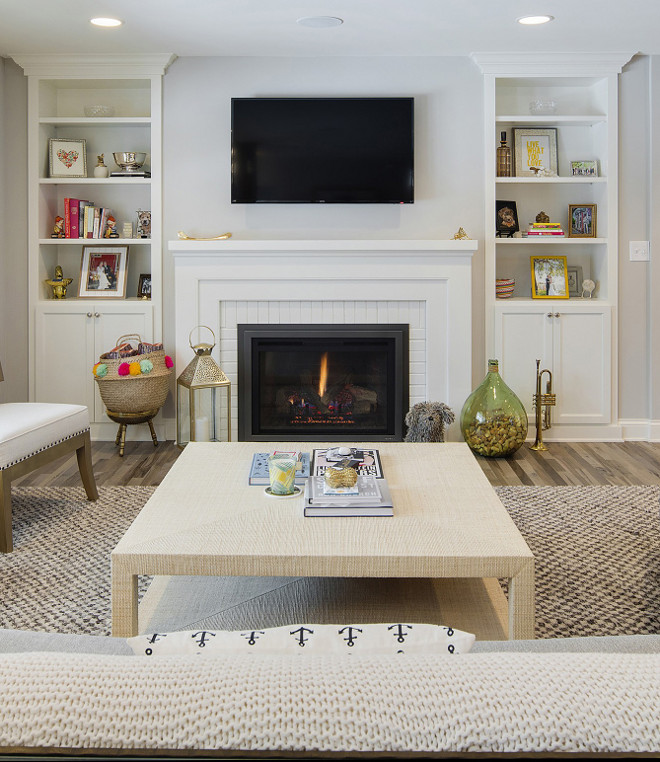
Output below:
[231,97,414,204]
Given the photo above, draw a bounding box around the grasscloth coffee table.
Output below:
[111,442,534,639]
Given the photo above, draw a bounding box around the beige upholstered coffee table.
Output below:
[111,442,534,639]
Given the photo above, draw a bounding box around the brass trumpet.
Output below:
[530,359,556,451]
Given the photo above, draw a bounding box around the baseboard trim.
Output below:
[619,419,660,442]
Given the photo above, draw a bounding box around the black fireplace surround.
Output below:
[238,324,409,441]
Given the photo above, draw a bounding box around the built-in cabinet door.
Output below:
[35,303,152,423]
[494,304,612,427]
[35,304,95,411]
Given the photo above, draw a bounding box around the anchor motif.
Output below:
[241,630,266,646]
[338,626,363,647]
[290,626,314,647]
[192,631,217,648]
[388,624,413,643]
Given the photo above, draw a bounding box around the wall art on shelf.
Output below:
[136,209,151,239]
[530,255,569,299]
[137,273,152,300]
[567,265,584,297]
[570,160,599,177]
[495,200,519,237]
[48,138,87,178]
[513,128,558,177]
[568,204,597,238]
[78,246,128,299]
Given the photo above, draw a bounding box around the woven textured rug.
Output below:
[1,485,659,638]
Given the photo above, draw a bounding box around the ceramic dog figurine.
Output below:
[404,401,455,443]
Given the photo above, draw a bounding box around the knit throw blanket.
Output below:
[1,651,659,754]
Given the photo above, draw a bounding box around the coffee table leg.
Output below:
[111,561,139,637]
[508,559,535,639]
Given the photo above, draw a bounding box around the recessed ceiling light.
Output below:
[517,15,554,25]
[90,17,123,28]
[296,16,344,28]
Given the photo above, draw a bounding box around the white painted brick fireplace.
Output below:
[170,240,476,441]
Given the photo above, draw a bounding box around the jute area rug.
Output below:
[1,485,659,638]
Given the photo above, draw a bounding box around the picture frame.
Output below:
[496,199,519,237]
[137,273,152,300]
[568,204,597,238]
[570,160,599,177]
[513,128,558,177]
[78,246,128,298]
[567,265,584,298]
[530,255,569,299]
[48,138,87,178]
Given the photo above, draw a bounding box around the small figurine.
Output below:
[44,264,73,299]
[94,154,109,178]
[104,215,119,238]
[51,216,65,238]
[452,227,471,240]
[535,211,550,223]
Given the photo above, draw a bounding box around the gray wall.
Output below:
[1,53,657,426]
[0,57,27,403]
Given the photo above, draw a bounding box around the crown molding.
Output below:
[471,52,636,77]
[10,54,177,78]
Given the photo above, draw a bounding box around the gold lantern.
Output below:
[176,326,231,447]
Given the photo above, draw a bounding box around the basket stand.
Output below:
[105,408,160,457]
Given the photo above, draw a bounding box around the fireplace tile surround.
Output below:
[170,240,476,442]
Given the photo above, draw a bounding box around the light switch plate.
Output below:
[629,241,650,261]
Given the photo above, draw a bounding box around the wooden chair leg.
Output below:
[0,471,13,553]
[148,419,159,448]
[76,431,99,501]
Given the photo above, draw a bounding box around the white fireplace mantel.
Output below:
[170,239,477,441]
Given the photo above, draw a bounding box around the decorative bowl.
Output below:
[529,98,557,115]
[495,277,515,298]
[112,152,147,171]
[84,105,115,118]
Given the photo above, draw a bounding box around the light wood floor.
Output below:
[11,438,660,488]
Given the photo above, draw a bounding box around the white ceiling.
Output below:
[0,1,657,59]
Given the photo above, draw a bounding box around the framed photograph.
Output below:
[48,138,87,178]
[567,265,584,298]
[530,255,569,299]
[78,246,128,298]
[137,273,152,300]
[513,128,558,177]
[571,160,599,177]
[496,200,519,237]
[568,204,597,238]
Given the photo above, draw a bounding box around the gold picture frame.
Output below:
[568,204,597,238]
[48,138,87,178]
[531,255,569,299]
[78,246,128,298]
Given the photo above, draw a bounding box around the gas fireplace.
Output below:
[238,324,409,441]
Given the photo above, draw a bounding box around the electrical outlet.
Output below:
[629,241,650,261]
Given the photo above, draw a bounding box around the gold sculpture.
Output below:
[530,359,556,451]
[177,231,233,241]
[535,211,550,223]
[452,227,471,240]
[44,265,73,299]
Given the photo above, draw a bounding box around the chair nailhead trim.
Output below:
[1,428,90,471]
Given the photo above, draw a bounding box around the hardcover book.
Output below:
[303,477,393,517]
[311,448,383,479]
[248,451,310,486]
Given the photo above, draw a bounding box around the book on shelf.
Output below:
[311,447,383,478]
[303,476,393,517]
[526,230,565,236]
[248,451,310,486]
[532,222,562,229]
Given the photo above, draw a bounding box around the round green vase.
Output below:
[460,359,528,457]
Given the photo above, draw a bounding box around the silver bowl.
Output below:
[113,152,147,172]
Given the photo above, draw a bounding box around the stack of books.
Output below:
[526,222,565,237]
[62,198,115,239]
[303,475,393,517]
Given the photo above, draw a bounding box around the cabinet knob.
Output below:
[94,312,100,318]
[86,312,93,318]
[547,312,553,318]
[554,312,560,318]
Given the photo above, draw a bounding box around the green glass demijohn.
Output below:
[460,359,528,457]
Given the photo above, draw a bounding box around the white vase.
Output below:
[93,165,109,178]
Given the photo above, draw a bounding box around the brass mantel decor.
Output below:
[177,231,232,241]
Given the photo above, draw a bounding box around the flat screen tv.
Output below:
[231,97,414,204]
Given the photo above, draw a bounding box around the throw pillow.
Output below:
[128,622,475,657]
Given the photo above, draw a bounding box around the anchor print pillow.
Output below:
[128,622,475,656]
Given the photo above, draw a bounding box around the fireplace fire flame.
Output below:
[318,352,329,398]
